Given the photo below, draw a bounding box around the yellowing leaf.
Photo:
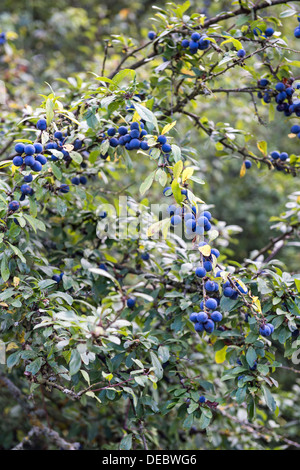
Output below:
[13,277,20,287]
[161,121,177,135]
[6,31,18,40]
[132,111,141,123]
[240,162,246,178]
[147,218,170,238]
[215,346,228,364]
[199,244,211,257]
[172,160,183,180]
[6,342,19,352]
[257,140,267,156]
[171,179,183,204]
[182,167,194,183]
[18,331,25,344]
[251,296,262,314]
[234,278,247,294]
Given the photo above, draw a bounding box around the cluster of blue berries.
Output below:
[71,175,87,186]
[181,31,211,54]
[13,141,47,172]
[259,323,274,337]
[189,302,222,335]
[104,122,149,151]
[52,272,64,283]
[270,150,289,162]
[257,79,299,116]
[166,198,213,237]
[221,279,247,300]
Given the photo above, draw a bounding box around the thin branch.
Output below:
[12,426,80,450]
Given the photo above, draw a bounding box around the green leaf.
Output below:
[46,98,54,126]
[139,170,156,196]
[7,243,26,263]
[262,384,277,413]
[26,357,43,376]
[246,346,257,368]
[119,434,132,450]
[70,151,83,164]
[23,214,46,233]
[69,349,82,376]
[112,69,136,87]
[150,351,163,380]
[1,254,10,282]
[134,102,158,132]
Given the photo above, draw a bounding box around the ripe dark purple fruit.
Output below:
[24,144,35,155]
[157,135,167,145]
[162,143,171,153]
[24,174,33,183]
[36,154,47,165]
[71,177,80,185]
[127,297,136,309]
[205,298,218,310]
[107,127,116,136]
[237,49,246,58]
[265,27,274,37]
[24,155,35,167]
[54,131,63,140]
[15,143,25,154]
[195,267,206,278]
[171,215,181,226]
[8,201,20,212]
[31,161,43,172]
[118,126,128,135]
[275,82,285,92]
[280,152,288,161]
[148,31,156,40]
[189,312,198,323]
[79,176,87,185]
[13,156,23,167]
[245,160,252,169]
[270,151,280,159]
[140,141,149,150]
[36,119,47,131]
[197,312,208,323]
[204,319,215,333]
[141,252,150,261]
[110,138,119,147]
[20,184,32,195]
[34,143,43,153]
[211,311,223,322]
[203,261,212,272]
[128,139,140,150]
[59,184,70,194]
[291,124,300,134]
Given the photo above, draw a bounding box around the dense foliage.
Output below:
[0,0,300,451]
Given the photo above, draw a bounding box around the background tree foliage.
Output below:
[0,0,300,450]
